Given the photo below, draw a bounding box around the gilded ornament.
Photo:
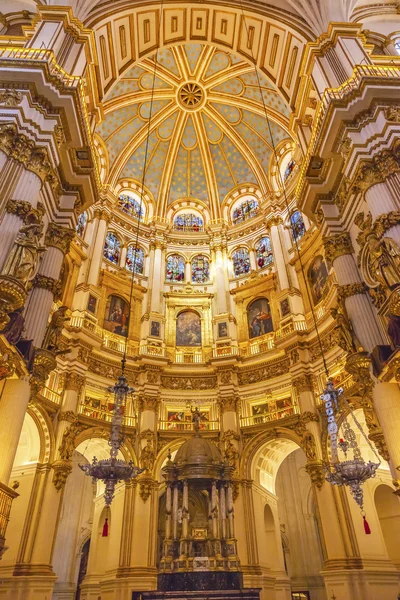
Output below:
[32,274,61,297]
[224,440,239,469]
[63,372,85,393]
[292,373,314,393]
[52,459,73,491]
[5,199,45,223]
[300,431,317,461]
[138,395,160,412]
[336,282,368,303]
[161,375,217,390]
[363,233,400,292]
[344,352,374,399]
[45,223,75,254]
[0,276,27,331]
[30,348,57,397]
[386,106,400,123]
[218,396,238,413]
[237,358,290,386]
[322,232,354,263]
[0,90,22,106]
[368,285,386,309]
[138,473,156,502]
[58,410,77,422]
[305,461,325,489]
[58,418,85,460]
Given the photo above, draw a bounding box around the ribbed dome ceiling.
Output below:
[96,43,293,218]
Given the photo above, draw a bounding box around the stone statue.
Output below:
[330,306,363,354]
[387,313,400,349]
[59,420,81,460]
[1,220,44,285]
[224,440,239,468]
[367,233,400,291]
[302,431,317,461]
[2,307,25,344]
[43,306,70,352]
[191,406,201,432]
[140,440,155,472]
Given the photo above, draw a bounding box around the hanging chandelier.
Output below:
[321,379,380,519]
[80,367,143,506]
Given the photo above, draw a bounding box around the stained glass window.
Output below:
[284,159,296,181]
[117,193,144,220]
[103,232,121,264]
[290,210,306,242]
[232,248,251,277]
[232,197,259,225]
[166,254,185,282]
[173,213,203,232]
[256,237,274,269]
[191,255,210,284]
[76,212,87,237]
[126,246,144,274]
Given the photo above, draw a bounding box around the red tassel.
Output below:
[363,515,371,535]
[102,518,109,537]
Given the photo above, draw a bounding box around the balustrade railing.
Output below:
[159,420,219,431]
[240,405,300,427]
[41,386,62,405]
[0,483,19,553]
[78,402,136,428]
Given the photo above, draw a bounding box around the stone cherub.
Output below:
[140,439,155,472]
[330,305,363,354]
[1,219,45,286]
[43,306,70,353]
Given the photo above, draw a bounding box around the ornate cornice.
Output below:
[322,232,354,262]
[0,122,58,186]
[0,90,22,107]
[45,223,75,254]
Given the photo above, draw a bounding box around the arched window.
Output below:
[126,246,144,274]
[256,237,274,269]
[290,210,306,242]
[117,192,144,220]
[232,248,251,277]
[76,211,87,237]
[166,254,185,282]
[308,255,329,305]
[232,197,259,225]
[247,298,273,339]
[191,255,210,284]
[173,213,203,232]
[103,232,121,264]
[176,310,201,346]
[284,159,296,181]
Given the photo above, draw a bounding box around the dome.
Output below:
[174,434,223,466]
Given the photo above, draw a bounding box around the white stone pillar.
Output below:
[185,259,191,284]
[365,182,400,244]
[24,224,74,346]
[214,245,228,314]
[87,211,109,287]
[249,249,256,271]
[182,479,189,538]
[172,484,179,540]
[165,481,172,539]
[270,221,289,291]
[120,244,128,269]
[0,377,31,484]
[220,484,226,539]
[150,244,163,312]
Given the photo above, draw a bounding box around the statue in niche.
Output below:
[301,431,317,461]
[140,439,155,472]
[330,305,363,354]
[43,306,70,352]
[2,219,44,285]
[224,440,239,468]
[366,233,400,291]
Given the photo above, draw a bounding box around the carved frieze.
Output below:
[237,358,290,386]
[161,375,217,390]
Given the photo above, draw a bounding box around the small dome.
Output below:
[174,435,223,466]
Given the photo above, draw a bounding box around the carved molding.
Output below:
[0,90,22,107]
[336,282,368,303]
[292,373,315,393]
[32,274,61,297]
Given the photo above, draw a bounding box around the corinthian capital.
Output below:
[322,232,354,262]
[45,223,75,254]
[292,373,314,393]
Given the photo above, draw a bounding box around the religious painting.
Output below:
[167,409,209,430]
[150,320,161,337]
[280,298,290,317]
[290,210,306,242]
[166,254,185,282]
[103,295,129,337]
[103,232,121,264]
[87,294,97,314]
[232,197,259,224]
[308,255,329,305]
[247,297,273,339]
[284,158,296,181]
[232,248,251,277]
[218,322,228,338]
[252,402,269,416]
[117,193,143,220]
[176,311,202,346]
[174,213,203,232]
[76,211,87,238]
[192,255,210,284]
[255,236,274,269]
[126,245,144,274]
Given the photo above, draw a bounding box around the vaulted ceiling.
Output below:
[96,43,292,218]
